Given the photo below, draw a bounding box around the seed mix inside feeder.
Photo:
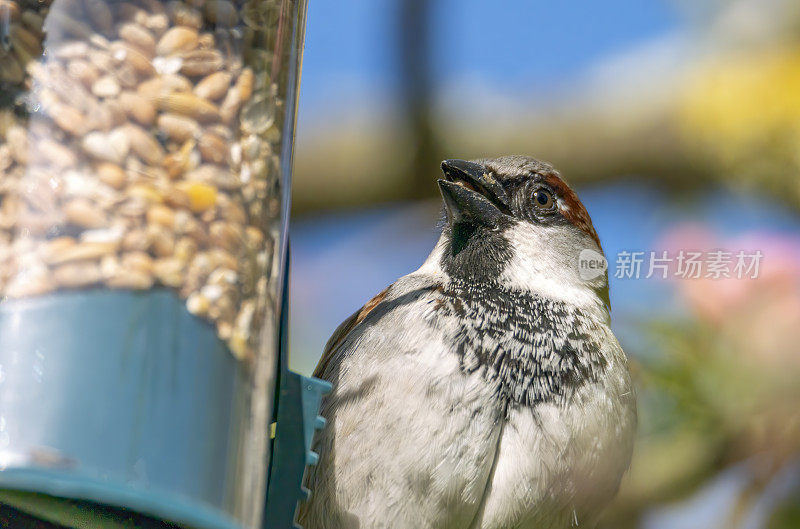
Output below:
[0,0,310,526]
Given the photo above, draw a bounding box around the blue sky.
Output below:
[298,0,680,121]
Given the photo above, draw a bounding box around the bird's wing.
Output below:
[312,286,390,379]
[302,277,507,528]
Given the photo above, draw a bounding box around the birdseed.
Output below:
[0,0,289,362]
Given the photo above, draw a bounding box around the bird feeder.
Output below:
[0,0,327,527]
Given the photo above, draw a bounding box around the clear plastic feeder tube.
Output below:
[0,0,306,526]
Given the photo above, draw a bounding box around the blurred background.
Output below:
[288,0,800,527]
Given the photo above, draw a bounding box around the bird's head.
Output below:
[428,155,609,313]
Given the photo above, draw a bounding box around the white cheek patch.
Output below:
[558,199,570,213]
[412,224,607,316]
[499,222,606,312]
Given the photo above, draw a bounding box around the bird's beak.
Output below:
[438,159,509,226]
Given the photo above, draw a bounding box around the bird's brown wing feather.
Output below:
[313,286,390,379]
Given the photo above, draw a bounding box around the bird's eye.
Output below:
[532,189,554,210]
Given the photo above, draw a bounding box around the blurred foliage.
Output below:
[602,230,800,528]
[678,46,800,210]
[769,499,800,529]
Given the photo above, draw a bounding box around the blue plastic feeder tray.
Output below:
[0,289,252,528]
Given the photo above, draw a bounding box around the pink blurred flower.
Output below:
[657,225,800,366]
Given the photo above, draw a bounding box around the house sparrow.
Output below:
[298,156,636,529]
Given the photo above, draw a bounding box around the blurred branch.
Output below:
[294,27,800,215]
[397,0,441,200]
[292,108,715,215]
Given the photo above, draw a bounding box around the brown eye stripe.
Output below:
[542,173,602,251]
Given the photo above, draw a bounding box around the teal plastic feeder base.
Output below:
[0,290,248,529]
[264,373,329,529]
[0,493,185,528]
[0,288,331,529]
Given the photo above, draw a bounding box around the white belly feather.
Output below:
[299,275,635,529]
